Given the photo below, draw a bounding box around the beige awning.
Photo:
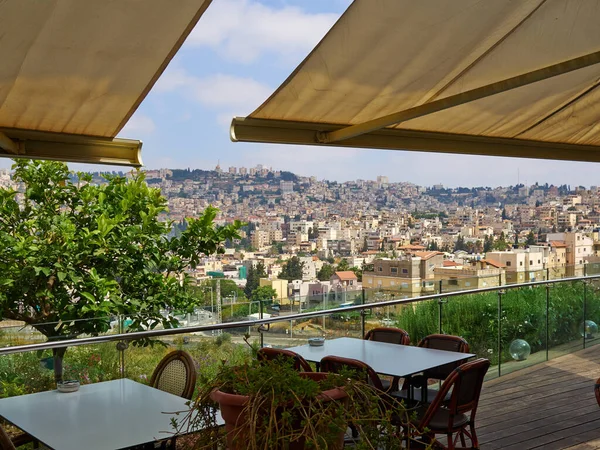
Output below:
[0,0,212,166]
[231,0,600,163]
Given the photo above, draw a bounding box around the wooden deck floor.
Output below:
[478,344,600,449]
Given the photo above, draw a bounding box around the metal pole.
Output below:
[259,300,264,348]
[360,288,366,338]
[546,284,550,362]
[498,290,503,377]
[583,280,588,349]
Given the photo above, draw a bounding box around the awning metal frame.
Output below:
[231,117,600,163]
[0,128,143,167]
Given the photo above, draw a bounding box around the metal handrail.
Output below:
[1,274,599,355]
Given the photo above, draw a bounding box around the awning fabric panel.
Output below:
[238,0,600,160]
[0,0,210,166]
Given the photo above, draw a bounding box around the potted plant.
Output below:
[173,359,423,449]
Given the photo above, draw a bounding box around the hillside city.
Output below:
[2,164,600,304]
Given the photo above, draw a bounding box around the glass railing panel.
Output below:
[498,285,548,377]
[547,279,584,360]
[584,278,600,349]
[393,298,440,345]
[0,317,119,396]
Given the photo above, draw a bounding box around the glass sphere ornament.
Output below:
[580,320,598,339]
[509,339,531,361]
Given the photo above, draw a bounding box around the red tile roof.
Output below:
[333,271,358,281]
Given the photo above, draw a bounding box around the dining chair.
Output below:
[595,377,600,407]
[150,350,197,400]
[320,355,385,391]
[395,334,470,403]
[407,358,490,450]
[320,355,387,440]
[257,347,313,372]
[364,327,410,391]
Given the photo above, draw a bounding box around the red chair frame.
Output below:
[257,347,312,372]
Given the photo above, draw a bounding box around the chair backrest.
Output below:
[419,358,490,431]
[418,334,470,380]
[257,347,312,372]
[364,327,410,345]
[595,377,600,407]
[150,350,197,400]
[320,355,384,391]
[0,424,16,450]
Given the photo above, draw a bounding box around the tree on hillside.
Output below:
[244,261,266,298]
[483,235,494,253]
[251,285,278,303]
[317,264,335,281]
[493,232,510,250]
[526,230,536,247]
[351,266,363,282]
[337,259,350,272]
[279,256,304,281]
[0,160,241,382]
[454,235,466,252]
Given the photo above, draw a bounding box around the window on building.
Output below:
[401,282,408,288]
[367,278,372,284]
[402,268,408,274]
[506,261,512,267]
[448,279,458,286]
[390,281,395,286]
[378,266,383,272]
[465,281,471,287]
[391,267,398,274]
[530,260,533,265]
[519,261,523,266]
[538,260,541,264]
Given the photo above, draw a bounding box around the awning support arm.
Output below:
[318,50,600,144]
[0,131,20,154]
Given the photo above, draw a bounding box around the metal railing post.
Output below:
[360,288,366,338]
[583,280,588,349]
[498,289,504,377]
[546,284,551,361]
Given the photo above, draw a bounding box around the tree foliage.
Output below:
[0,160,241,380]
[244,261,266,298]
[317,264,335,281]
[279,256,304,281]
[250,285,278,303]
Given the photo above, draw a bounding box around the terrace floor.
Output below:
[478,344,600,449]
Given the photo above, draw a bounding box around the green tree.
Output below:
[251,285,278,303]
[454,235,466,252]
[0,160,241,382]
[317,264,335,281]
[337,259,350,272]
[351,266,363,282]
[279,256,304,281]
[525,230,536,247]
[493,232,510,250]
[244,261,266,298]
[483,235,494,253]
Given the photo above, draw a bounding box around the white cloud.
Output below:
[155,68,272,116]
[189,0,339,63]
[120,114,156,134]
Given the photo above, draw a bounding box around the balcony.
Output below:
[2,274,600,448]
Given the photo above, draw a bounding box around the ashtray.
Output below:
[308,337,325,347]
[57,380,80,393]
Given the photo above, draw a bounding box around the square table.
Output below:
[285,337,475,390]
[0,378,221,450]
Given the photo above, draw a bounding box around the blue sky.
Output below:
[9,0,600,188]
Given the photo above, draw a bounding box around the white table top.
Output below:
[0,378,218,450]
[286,337,475,378]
